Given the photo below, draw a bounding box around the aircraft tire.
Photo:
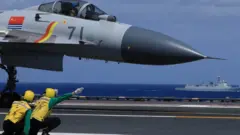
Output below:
[0,92,21,108]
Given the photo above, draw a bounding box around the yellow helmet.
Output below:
[45,88,56,98]
[23,90,35,102]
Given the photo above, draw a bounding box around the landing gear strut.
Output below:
[0,64,21,108]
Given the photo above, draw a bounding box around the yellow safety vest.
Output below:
[31,97,52,121]
[4,101,31,123]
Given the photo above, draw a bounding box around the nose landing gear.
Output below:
[0,64,21,108]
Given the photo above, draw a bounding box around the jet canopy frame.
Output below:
[38,0,113,21]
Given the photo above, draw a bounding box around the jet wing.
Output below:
[0,29,64,71]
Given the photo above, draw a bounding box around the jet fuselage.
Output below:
[0,9,207,67]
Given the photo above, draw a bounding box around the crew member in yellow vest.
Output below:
[2,90,35,135]
[29,87,84,135]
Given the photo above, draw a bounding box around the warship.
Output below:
[175,76,240,92]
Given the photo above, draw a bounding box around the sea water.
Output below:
[0,83,240,98]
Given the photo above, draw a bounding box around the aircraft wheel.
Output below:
[0,92,21,108]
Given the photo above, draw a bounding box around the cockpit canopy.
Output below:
[38,0,117,22]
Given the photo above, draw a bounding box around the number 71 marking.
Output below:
[68,26,84,40]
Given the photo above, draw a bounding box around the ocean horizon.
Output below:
[1,83,240,99]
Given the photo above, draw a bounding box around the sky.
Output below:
[0,0,239,84]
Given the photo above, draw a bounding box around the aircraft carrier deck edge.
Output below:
[36,100,240,115]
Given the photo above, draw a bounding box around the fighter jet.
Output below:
[0,0,223,107]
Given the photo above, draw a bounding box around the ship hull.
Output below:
[175,87,240,92]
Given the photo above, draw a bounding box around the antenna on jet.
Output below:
[34,0,52,22]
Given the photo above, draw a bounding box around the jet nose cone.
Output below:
[162,39,206,62]
[121,26,206,65]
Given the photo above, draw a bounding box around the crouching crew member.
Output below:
[29,87,84,135]
[2,90,35,135]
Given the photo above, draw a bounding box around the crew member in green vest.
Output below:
[2,90,35,135]
[29,87,84,135]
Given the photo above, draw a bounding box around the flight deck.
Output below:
[1,100,240,135]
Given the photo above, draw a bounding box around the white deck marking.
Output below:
[179,105,240,108]
[0,112,176,118]
[0,132,123,135]
[1,112,240,119]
